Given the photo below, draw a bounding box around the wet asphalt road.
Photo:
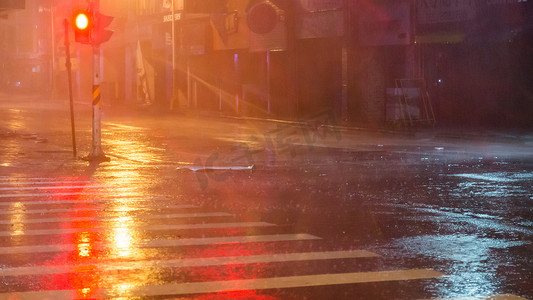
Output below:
[0,94,532,299]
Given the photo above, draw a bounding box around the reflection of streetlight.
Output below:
[10,202,25,236]
[113,283,135,296]
[76,231,93,257]
[112,225,133,258]
[79,288,92,298]
[77,243,92,257]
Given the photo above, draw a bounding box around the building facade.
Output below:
[2,0,532,128]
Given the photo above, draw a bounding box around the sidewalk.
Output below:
[2,92,532,147]
[211,112,533,146]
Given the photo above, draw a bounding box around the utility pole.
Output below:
[50,3,56,100]
[170,0,177,110]
[63,19,77,157]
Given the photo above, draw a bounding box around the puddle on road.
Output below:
[374,234,530,299]
[453,172,533,182]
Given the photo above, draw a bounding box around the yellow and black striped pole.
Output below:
[92,84,100,106]
[88,42,108,161]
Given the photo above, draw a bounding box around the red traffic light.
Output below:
[71,8,113,45]
[72,9,93,44]
[75,12,90,30]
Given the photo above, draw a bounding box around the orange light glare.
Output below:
[75,13,89,30]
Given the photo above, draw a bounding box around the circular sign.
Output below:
[247,2,279,34]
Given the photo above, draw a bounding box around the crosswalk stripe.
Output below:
[0,178,145,183]
[0,233,320,254]
[0,269,445,299]
[0,192,95,198]
[0,197,169,206]
[0,212,233,225]
[0,185,104,191]
[0,221,275,237]
[0,178,58,181]
[0,181,93,186]
[0,179,451,299]
[0,199,116,206]
[0,250,379,276]
[0,205,196,215]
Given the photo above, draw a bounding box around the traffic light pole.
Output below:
[88,44,107,161]
[71,0,112,162]
[87,0,108,161]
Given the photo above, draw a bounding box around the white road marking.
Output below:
[0,221,275,237]
[0,269,444,299]
[0,197,169,206]
[177,165,255,172]
[0,192,93,198]
[104,122,146,130]
[0,181,93,186]
[0,200,100,206]
[0,205,196,215]
[0,249,379,276]
[0,185,104,191]
[0,178,58,181]
[0,233,320,254]
[0,212,233,225]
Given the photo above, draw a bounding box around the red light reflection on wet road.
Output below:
[42,177,105,299]
[187,240,280,299]
[195,290,279,300]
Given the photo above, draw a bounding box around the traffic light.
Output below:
[92,11,114,44]
[71,8,113,45]
[72,9,93,44]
